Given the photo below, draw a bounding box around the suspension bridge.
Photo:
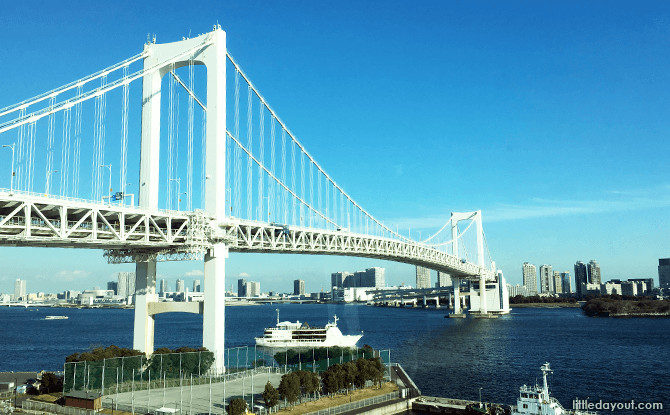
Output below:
[0,26,501,368]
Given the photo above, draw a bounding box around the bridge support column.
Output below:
[479,274,488,315]
[203,243,228,374]
[422,295,427,308]
[434,297,440,308]
[133,261,157,355]
[453,277,461,314]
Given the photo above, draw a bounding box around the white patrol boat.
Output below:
[513,363,597,415]
[255,309,363,348]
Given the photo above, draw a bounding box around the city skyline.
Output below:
[2,1,670,294]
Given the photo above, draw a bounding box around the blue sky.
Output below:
[1,1,669,295]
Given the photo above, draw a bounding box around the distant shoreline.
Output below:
[510,303,580,308]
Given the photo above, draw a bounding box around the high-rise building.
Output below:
[14,279,26,301]
[107,281,118,295]
[436,272,452,288]
[560,272,572,294]
[522,263,537,294]
[238,278,247,297]
[365,267,385,288]
[416,266,431,289]
[193,280,201,293]
[539,265,553,293]
[659,259,670,290]
[247,281,261,297]
[160,279,168,295]
[588,260,601,285]
[331,272,351,289]
[629,278,654,295]
[117,272,136,298]
[176,279,185,292]
[574,261,587,295]
[553,271,562,294]
[294,279,305,295]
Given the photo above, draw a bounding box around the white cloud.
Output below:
[185,269,204,277]
[238,272,251,277]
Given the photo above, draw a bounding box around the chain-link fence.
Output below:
[299,391,400,415]
[24,400,95,415]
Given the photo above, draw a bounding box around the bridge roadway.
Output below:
[0,189,494,281]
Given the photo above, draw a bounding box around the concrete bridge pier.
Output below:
[203,244,227,373]
[422,295,427,308]
[133,261,158,354]
[453,277,461,314]
[434,297,440,308]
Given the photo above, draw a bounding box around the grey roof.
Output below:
[0,372,39,385]
[65,391,102,400]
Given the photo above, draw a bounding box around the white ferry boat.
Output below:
[255,309,363,348]
[512,363,597,415]
[45,315,68,320]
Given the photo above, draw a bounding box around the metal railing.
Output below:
[24,400,96,415]
[300,391,400,415]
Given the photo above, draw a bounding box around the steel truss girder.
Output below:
[0,193,206,252]
[218,219,495,281]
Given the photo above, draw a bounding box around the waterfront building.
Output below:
[159,279,168,295]
[553,271,562,294]
[294,279,305,295]
[14,279,26,301]
[507,284,529,297]
[522,262,537,294]
[629,278,654,293]
[588,260,601,284]
[176,279,185,292]
[247,281,261,297]
[365,267,385,288]
[584,283,602,296]
[436,272,452,288]
[416,266,431,289]
[560,272,572,294]
[601,282,622,295]
[469,270,510,314]
[539,265,554,293]
[116,272,136,298]
[238,278,247,297]
[659,259,670,290]
[193,280,201,293]
[106,281,118,296]
[574,261,587,295]
[331,272,351,289]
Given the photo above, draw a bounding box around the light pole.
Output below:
[479,387,483,404]
[2,143,15,195]
[169,178,180,211]
[45,170,57,196]
[100,164,112,205]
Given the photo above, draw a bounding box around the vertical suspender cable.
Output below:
[258,103,265,221]
[309,162,313,227]
[201,109,207,210]
[16,108,26,191]
[234,72,242,218]
[167,64,176,210]
[186,56,194,211]
[300,151,305,226]
[291,140,296,226]
[246,85,253,220]
[46,97,56,194]
[120,65,130,204]
[60,107,72,196]
[269,118,276,222]
[72,86,82,198]
[27,121,36,192]
[281,129,286,223]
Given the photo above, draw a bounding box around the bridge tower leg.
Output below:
[476,211,488,315]
[133,261,157,354]
[133,28,228,367]
[453,277,461,314]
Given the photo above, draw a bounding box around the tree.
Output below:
[227,398,247,415]
[263,382,279,412]
[342,361,358,392]
[40,373,63,394]
[278,372,301,407]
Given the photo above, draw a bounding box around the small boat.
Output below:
[45,315,68,320]
[255,309,363,348]
[512,363,597,415]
